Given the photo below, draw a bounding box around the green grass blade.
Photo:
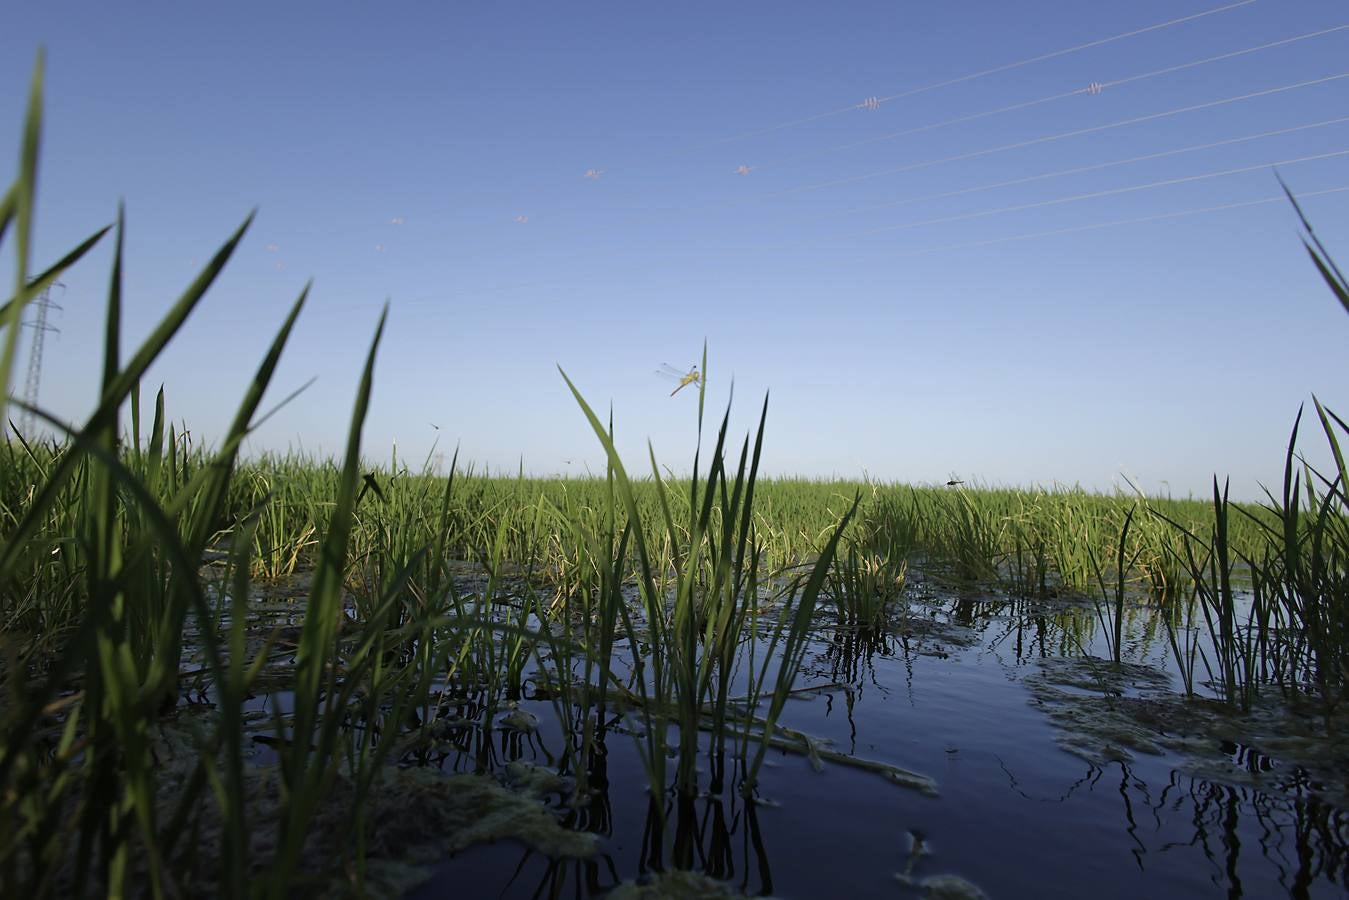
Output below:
[1279,173,1349,315]
[270,305,386,897]
[0,225,110,324]
[0,214,254,577]
[0,53,44,423]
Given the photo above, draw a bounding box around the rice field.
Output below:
[3,60,1348,898]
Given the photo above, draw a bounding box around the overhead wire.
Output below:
[826,116,1349,219]
[738,72,1349,203]
[848,148,1349,237]
[741,24,1349,174]
[861,1,1258,107]
[646,0,1261,159]
[396,182,1349,307]
[892,185,1349,257]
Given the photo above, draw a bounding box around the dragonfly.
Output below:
[656,363,701,396]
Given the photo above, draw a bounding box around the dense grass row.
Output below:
[1,57,1346,897]
[0,442,1288,635]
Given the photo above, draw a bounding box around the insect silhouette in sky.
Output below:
[390,216,406,225]
[735,165,752,176]
[946,477,965,487]
[657,363,701,396]
[584,168,604,180]
[515,215,529,224]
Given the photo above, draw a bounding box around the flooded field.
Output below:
[216,571,1344,899]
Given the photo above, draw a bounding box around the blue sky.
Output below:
[1,1,1346,499]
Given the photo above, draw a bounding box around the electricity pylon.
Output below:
[19,284,62,436]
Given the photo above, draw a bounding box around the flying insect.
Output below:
[656,363,701,396]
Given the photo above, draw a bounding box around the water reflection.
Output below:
[400,588,1348,898]
[1142,761,1346,898]
[415,714,1348,898]
[796,594,1349,897]
[643,770,773,894]
[412,735,777,899]
[815,626,897,696]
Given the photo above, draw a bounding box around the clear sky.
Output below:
[2,1,1346,499]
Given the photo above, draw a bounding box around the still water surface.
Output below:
[401,582,1346,898]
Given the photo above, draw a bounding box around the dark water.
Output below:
[391,584,1348,899]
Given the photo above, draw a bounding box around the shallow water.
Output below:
[405,580,1348,899]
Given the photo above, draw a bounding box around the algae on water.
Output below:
[1026,656,1349,807]
[131,721,595,898]
[608,868,778,899]
[916,873,990,900]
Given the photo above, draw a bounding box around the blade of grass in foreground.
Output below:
[1281,173,1349,315]
[747,493,858,789]
[269,304,387,899]
[0,225,112,326]
[0,54,45,423]
[0,211,255,580]
[557,366,669,800]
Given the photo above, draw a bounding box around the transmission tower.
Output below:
[19,284,62,436]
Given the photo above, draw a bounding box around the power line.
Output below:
[891,185,1349,257]
[395,183,1349,310]
[648,0,1260,160]
[742,24,1349,174]
[742,71,1349,203]
[829,117,1349,219]
[867,1,1259,108]
[1104,23,1347,92]
[738,88,1086,176]
[850,148,1349,237]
